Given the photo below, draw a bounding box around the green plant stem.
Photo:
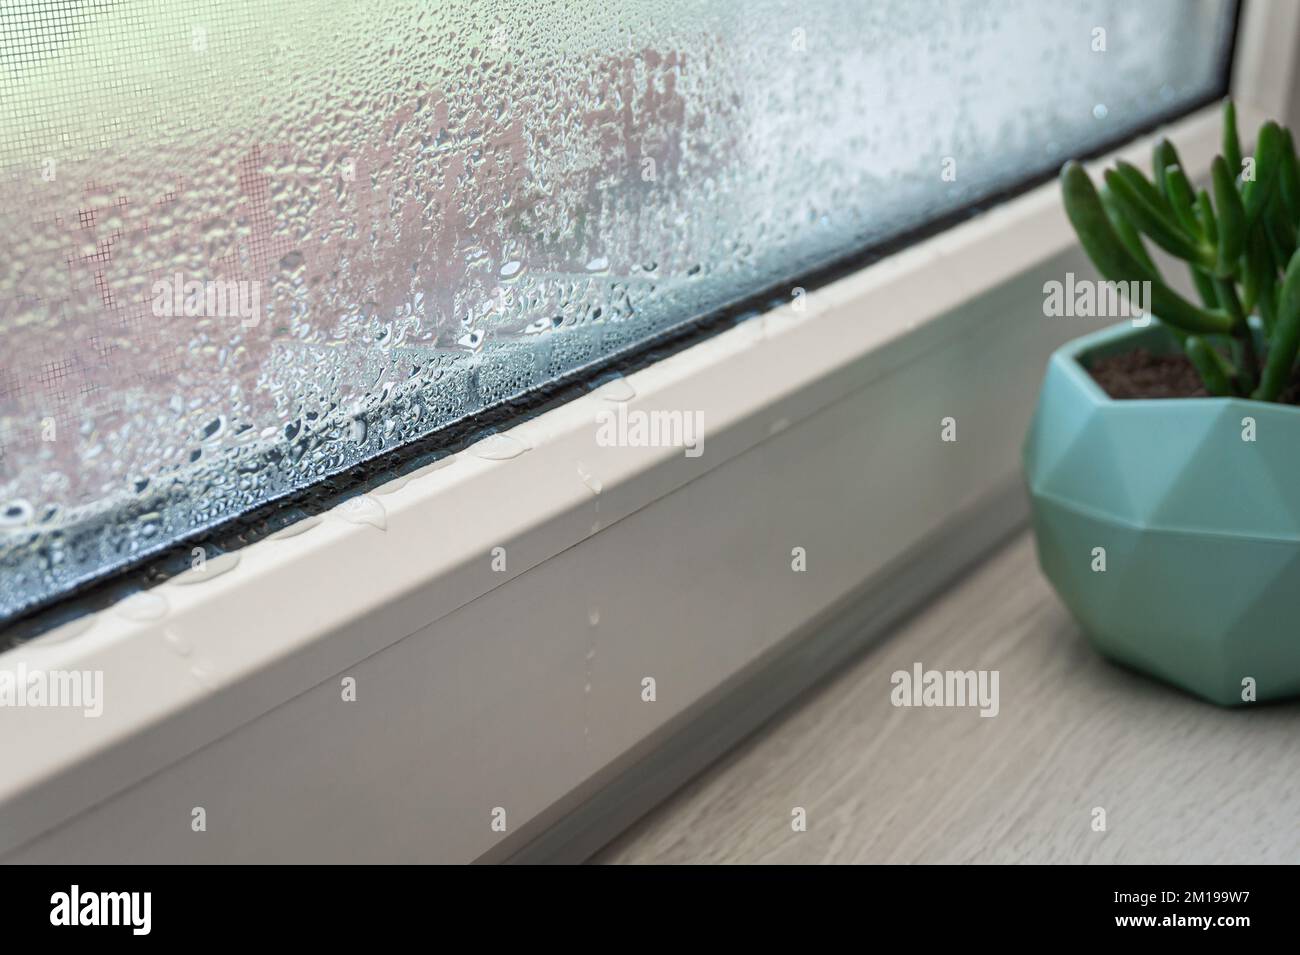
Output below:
[1185,336,1236,396]
[1245,226,1277,331]
[1214,279,1259,392]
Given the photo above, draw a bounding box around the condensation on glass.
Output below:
[0,1,1236,620]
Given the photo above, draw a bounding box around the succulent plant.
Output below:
[1061,100,1300,402]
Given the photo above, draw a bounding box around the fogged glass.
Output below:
[0,0,1236,620]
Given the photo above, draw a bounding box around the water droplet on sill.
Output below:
[267,514,324,540]
[173,551,240,585]
[189,661,215,688]
[162,627,194,657]
[371,474,411,496]
[471,433,530,460]
[407,456,457,481]
[114,591,168,622]
[576,461,602,495]
[594,377,635,402]
[333,494,387,531]
[28,614,97,646]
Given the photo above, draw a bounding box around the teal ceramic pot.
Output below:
[1024,321,1300,706]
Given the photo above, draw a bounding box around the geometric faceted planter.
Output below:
[1024,321,1300,706]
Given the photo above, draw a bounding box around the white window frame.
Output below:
[1,0,1292,863]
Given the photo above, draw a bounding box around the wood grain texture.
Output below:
[592,533,1300,864]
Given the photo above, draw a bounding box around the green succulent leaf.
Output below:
[1264,206,1290,267]
[1246,226,1278,333]
[1189,266,1220,310]
[1255,248,1300,401]
[1104,166,1214,268]
[1113,160,1174,216]
[1162,164,1202,238]
[1153,138,1185,199]
[1267,191,1298,262]
[1260,284,1279,335]
[1059,162,1233,335]
[1242,120,1285,227]
[1100,184,1157,274]
[1211,155,1246,277]
[1062,163,1154,278]
[1196,188,1219,245]
[1223,100,1243,178]
[1060,102,1300,403]
[1280,128,1300,223]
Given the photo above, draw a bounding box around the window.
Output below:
[0,0,1237,626]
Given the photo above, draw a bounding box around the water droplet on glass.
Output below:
[0,500,34,527]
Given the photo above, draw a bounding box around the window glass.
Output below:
[0,0,1237,621]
